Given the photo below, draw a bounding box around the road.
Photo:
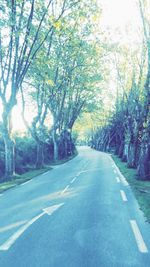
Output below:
[0,146,150,267]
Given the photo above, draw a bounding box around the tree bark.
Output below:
[36,142,44,169]
[2,111,15,180]
[137,132,150,180]
[137,145,149,180]
[122,143,128,162]
[52,129,58,162]
[3,135,15,180]
[127,143,136,168]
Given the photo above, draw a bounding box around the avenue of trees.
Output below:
[91,0,150,180]
[0,0,102,180]
[1,0,149,183]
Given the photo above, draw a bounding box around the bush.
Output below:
[15,136,37,173]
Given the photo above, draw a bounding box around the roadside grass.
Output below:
[50,150,78,166]
[0,167,52,194]
[112,154,150,223]
[0,151,78,194]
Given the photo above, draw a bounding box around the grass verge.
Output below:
[0,151,78,194]
[50,150,78,166]
[0,167,52,194]
[112,154,150,223]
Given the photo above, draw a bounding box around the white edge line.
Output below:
[118,170,129,186]
[110,156,129,186]
[116,176,120,183]
[42,171,50,175]
[0,203,64,251]
[130,220,148,253]
[20,180,31,186]
[120,190,128,202]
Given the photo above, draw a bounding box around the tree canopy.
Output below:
[0,0,150,182]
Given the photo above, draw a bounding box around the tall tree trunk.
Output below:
[63,130,68,158]
[36,142,44,169]
[52,129,58,162]
[127,143,136,168]
[3,135,15,180]
[137,145,149,180]
[122,143,128,162]
[137,130,150,180]
[2,112,15,180]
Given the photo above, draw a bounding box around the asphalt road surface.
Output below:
[0,146,150,267]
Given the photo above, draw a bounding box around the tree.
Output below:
[137,0,150,179]
[22,0,102,162]
[0,0,79,179]
[91,26,150,180]
[21,83,49,168]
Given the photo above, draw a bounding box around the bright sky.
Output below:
[0,98,34,133]
[12,102,33,133]
[99,0,141,44]
[10,0,142,132]
[100,0,140,26]
[11,103,53,133]
[96,0,142,110]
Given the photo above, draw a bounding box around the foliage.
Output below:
[15,136,37,173]
[19,0,102,163]
[0,0,102,178]
[91,22,150,181]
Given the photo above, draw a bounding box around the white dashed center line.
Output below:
[61,185,70,195]
[70,177,77,184]
[130,220,148,253]
[120,190,128,202]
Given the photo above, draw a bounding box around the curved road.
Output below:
[0,146,150,267]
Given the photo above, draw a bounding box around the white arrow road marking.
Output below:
[120,190,128,202]
[0,203,64,251]
[130,220,148,253]
[43,203,64,215]
[0,221,28,233]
